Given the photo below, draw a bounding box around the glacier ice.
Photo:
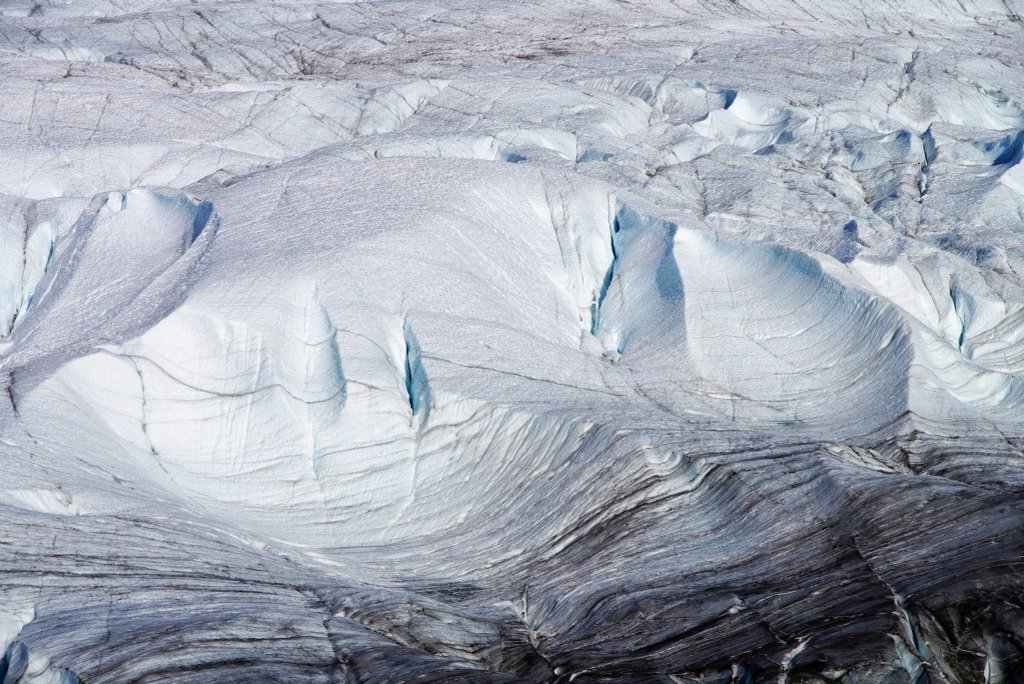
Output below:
[2,0,1024,682]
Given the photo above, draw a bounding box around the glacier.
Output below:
[2,0,1024,681]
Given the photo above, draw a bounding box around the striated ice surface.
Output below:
[2,1,1024,681]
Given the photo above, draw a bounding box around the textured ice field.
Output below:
[2,0,1024,681]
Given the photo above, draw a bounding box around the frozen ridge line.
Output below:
[2,0,1024,682]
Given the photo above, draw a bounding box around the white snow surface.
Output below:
[2,1,1024,682]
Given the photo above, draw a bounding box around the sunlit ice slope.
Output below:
[2,1,1024,682]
